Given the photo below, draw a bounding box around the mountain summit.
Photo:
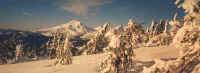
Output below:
[37,20,88,36]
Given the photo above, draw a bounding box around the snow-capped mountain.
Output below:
[36,20,89,37]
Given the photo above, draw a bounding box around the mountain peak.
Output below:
[67,20,81,25]
[37,20,88,37]
[62,20,86,28]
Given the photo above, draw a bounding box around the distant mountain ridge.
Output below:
[0,29,49,64]
[0,29,49,49]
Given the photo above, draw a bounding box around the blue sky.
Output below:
[0,0,184,30]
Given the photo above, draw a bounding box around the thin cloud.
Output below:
[23,12,32,16]
[57,0,112,17]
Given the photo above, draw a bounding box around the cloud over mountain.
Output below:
[58,0,112,16]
